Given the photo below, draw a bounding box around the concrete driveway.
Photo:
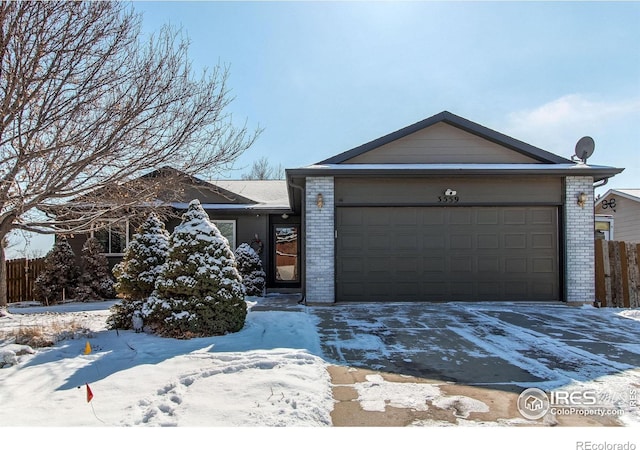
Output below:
[308,302,640,392]
[255,296,640,425]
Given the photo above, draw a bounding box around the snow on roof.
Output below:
[596,188,640,206]
[615,189,640,200]
[300,163,615,171]
[209,179,290,209]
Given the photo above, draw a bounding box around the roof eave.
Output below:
[287,164,624,182]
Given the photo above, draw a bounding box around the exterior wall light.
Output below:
[577,192,588,208]
[316,193,324,209]
[281,213,289,220]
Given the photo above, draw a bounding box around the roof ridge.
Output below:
[317,111,572,165]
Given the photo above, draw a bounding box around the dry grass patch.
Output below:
[1,319,92,348]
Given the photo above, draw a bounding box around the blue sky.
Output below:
[7,0,640,257]
[133,1,639,185]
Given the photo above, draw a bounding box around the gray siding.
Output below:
[343,123,541,164]
[336,177,562,206]
[595,195,640,243]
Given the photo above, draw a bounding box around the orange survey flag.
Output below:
[86,384,94,403]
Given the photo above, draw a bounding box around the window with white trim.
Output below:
[92,219,130,255]
[211,220,236,250]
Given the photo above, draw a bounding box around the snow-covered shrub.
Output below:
[0,350,18,368]
[75,237,115,302]
[140,199,246,338]
[108,214,170,330]
[235,243,265,296]
[33,237,80,304]
[113,213,170,299]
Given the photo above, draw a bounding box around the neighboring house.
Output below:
[61,111,624,304]
[595,189,640,242]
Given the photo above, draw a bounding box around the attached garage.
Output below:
[336,206,558,302]
[286,111,624,304]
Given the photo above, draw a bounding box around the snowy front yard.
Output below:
[0,299,331,426]
[1,297,640,447]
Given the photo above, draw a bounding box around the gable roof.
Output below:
[211,180,290,209]
[596,189,640,206]
[318,111,572,165]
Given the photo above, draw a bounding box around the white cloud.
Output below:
[504,94,640,157]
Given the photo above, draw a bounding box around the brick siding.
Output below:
[305,177,335,303]
[565,176,595,304]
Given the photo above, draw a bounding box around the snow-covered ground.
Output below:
[1,298,639,449]
[0,299,331,427]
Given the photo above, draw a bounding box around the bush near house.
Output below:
[33,238,80,304]
[109,213,170,330]
[140,200,247,338]
[235,243,266,296]
[75,237,115,302]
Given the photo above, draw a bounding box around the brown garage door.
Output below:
[336,206,559,302]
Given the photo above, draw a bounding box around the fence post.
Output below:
[627,243,639,308]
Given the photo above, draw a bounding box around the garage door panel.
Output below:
[533,258,555,273]
[478,257,500,273]
[340,233,364,250]
[532,233,554,249]
[341,257,363,273]
[505,281,529,297]
[423,257,446,272]
[336,206,558,302]
[423,235,446,249]
[504,209,527,224]
[477,209,499,224]
[478,282,501,297]
[450,282,473,297]
[451,235,473,249]
[366,232,391,250]
[450,209,473,224]
[451,257,473,273]
[395,232,419,250]
[423,210,446,225]
[531,208,554,224]
[533,283,555,297]
[422,282,449,299]
[505,258,527,273]
[504,234,527,249]
[478,234,499,249]
[395,209,418,225]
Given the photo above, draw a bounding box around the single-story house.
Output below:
[595,189,640,242]
[66,167,300,291]
[64,111,624,305]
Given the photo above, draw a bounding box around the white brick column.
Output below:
[565,176,595,305]
[305,177,335,303]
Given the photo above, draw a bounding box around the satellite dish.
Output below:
[574,136,595,163]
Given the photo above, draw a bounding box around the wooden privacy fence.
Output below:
[595,240,640,308]
[5,257,46,303]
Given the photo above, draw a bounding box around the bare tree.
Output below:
[241,156,284,180]
[0,1,259,310]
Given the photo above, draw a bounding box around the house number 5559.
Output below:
[438,189,459,203]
